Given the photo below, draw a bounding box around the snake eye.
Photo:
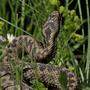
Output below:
[51,14,56,18]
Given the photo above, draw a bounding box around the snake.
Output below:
[0,11,77,90]
[3,11,60,64]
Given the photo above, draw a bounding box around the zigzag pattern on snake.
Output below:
[3,11,60,63]
[1,11,77,90]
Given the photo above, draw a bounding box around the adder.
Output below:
[0,11,77,90]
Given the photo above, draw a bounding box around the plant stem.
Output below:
[77,0,85,82]
[0,17,31,36]
[21,0,25,35]
[78,0,85,60]
[85,0,90,83]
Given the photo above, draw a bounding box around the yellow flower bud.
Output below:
[49,0,59,5]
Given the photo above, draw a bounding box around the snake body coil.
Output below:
[1,11,77,90]
[23,63,77,90]
[3,11,60,63]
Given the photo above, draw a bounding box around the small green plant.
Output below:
[0,21,4,35]
[0,0,89,89]
[53,6,82,65]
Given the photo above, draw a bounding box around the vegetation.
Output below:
[0,0,90,89]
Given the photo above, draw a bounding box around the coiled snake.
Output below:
[0,11,77,90]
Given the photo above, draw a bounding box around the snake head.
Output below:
[43,11,61,41]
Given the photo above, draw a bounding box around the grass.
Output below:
[0,0,90,89]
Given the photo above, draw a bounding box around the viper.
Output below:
[1,11,77,90]
[3,11,60,63]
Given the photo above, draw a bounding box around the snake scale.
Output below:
[0,11,77,90]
